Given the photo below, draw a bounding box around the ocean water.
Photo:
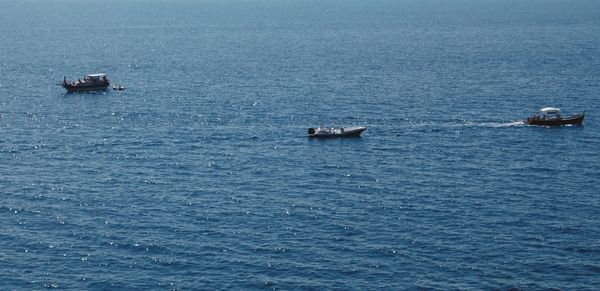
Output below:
[1,0,600,289]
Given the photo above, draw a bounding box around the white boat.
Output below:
[308,125,367,138]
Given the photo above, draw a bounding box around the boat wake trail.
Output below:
[478,120,525,128]
[403,119,526,133]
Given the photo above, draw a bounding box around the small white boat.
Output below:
[308,125,367,138]
[112,85,125,91]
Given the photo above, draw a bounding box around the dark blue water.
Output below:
[1,0,600,289]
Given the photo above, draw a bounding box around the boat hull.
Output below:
[62,83,110,93]
[527,113,584,126]
[308,126,367,138]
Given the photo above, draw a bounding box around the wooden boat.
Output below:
[526,107,584,126]
[308,125,367,138]
[60,73,110,92]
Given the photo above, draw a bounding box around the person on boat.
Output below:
[318,124,325,133]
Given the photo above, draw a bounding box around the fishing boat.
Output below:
[526,107,584,126]
[60,73,110,92]
[308,125,367,138]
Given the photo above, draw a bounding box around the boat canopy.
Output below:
[540,107,560,114]
[86,73,107,78]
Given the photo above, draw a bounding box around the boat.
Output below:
[308,125,367,138]
[60,73,110,92]
[113,85,125,91]
[526,107,584,126]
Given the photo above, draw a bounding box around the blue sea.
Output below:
[1,0,600,289]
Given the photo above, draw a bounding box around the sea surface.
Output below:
[1,0,600,289]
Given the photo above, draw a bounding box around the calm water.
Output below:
[1,0,600,289]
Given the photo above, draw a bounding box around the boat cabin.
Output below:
[535,107,561,120]
[84,73,108,83]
